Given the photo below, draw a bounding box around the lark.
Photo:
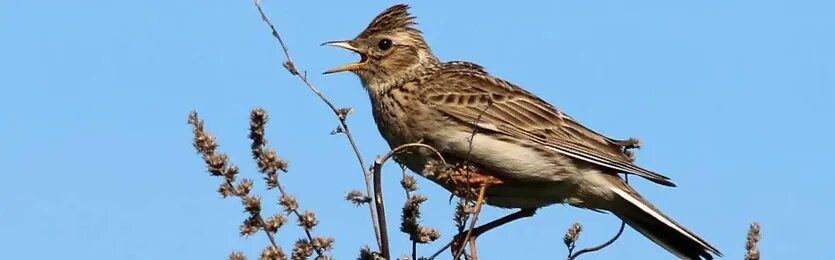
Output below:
[324,4,721,259]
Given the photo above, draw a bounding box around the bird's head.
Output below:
[323,4,438,89]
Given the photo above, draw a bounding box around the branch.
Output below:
[253,0,381,251]
[372,143,447,259]
[565,175,630,260]
[567,222,626,260]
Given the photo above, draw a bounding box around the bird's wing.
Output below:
[418,62,674,186]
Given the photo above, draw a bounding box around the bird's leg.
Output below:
[453,184,488,260]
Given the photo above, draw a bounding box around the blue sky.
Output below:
[1,0,833,259]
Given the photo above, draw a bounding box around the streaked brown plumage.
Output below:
[324,4,721,259]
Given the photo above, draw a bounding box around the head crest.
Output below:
[358,4,418,38]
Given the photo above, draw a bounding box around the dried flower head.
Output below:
[223,164,241,183]
[400,174,418,192]
[291,239,314,260]
[256,148,289,174]
[265,214,288,233]
[400,195,438,243]
[218,182,235,198]
[249,108,269,153]
[310,236,335,252]
[564,222,583,250]
[416,226,441,243]
[264,173,279,190]
[237,179,254,196]
[279,195,298,213]
[240,216,261,237]
[454,199,471,233]
[345,190,371,206]
[189,111,218,155]
[298,211,319,230]
[422,161,454,179]
[260,245,287,260]
[745,222,761,260]
[357,246,381,260]
[400,195,427,237]
[229,251,247,260]
[242,195,262,214]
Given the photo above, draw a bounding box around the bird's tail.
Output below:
[609,186,722,259]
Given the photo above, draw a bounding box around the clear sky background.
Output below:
[1,0,833,259]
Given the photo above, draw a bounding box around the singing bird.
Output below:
[323,4,721,259]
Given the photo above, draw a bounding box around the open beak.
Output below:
[322,40,367,74]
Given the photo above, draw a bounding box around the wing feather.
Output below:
[419,62,675,186]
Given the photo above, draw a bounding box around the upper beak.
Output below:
[322,40,367,74]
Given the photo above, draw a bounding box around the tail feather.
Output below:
[610,187,722,259]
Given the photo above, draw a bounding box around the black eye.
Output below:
[377,39,392,50]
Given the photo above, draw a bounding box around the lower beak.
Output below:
[322,40,367,74]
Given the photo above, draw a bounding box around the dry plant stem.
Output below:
[373,143,448,259]
[371,158,390,260]
[274,182,324,257]
[567,221,626,260]
[453,185,488,260]
[430,208,536,259]
[189,112,282,254]
[401,167,419,260]
[226,179,281,251]
[567,174,629,260]
[253,0,381,250]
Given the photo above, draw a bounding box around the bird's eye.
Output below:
[377,39,392,51]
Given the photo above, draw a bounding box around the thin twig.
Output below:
[567,221,626,260]
[372,143,448,259]
[228,179,282,251]
[253,0,381,250]
[567,175,630,260]
[401,165,419,260]
[274,182,324,256]
[453,185,487,260]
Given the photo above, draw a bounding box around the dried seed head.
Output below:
[279,195,298,213]
[264,214,288,233]
[297,211,319,230]
[563,222,583,249]
[357,246,381,260]
[291,239,314,260]
[203,153,229,176]
[257,148,289,174]
[218,182,235,198]
[745,222,761,260]
[188,111,218,154]
[239,216,261,237]
[242,195,262,214]
[260,245,287,260]
[400,174,418,192]
[263,173,279,190]
[400,195,427,238]
[249,108,269,153]
[416,226,441,244]
[422,161,454,178]
[345,190,371,206]
[229,251,247,260]
[237,179,254,196]
[223,164,241,183]
[454,199,471,233]
[310,236,335,252]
